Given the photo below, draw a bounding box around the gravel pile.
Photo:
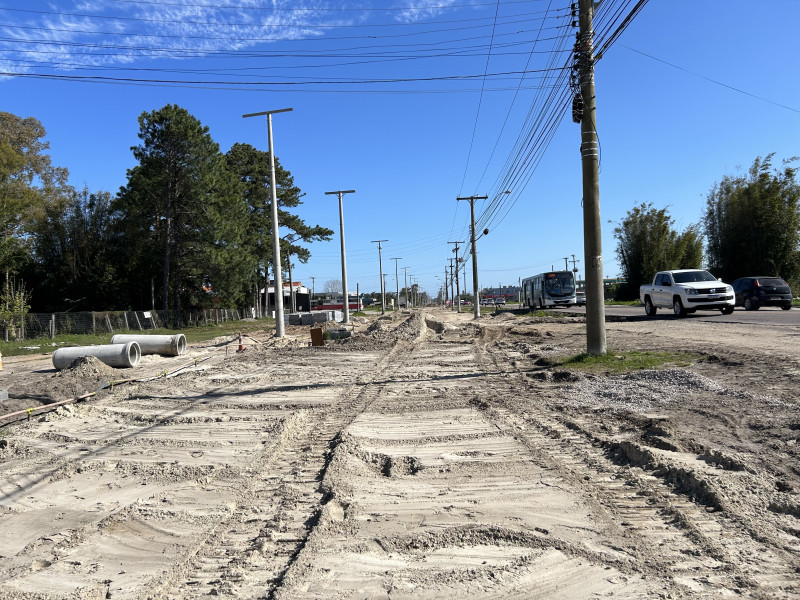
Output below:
[567,369,726,413]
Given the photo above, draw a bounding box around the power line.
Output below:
[621,45,799,114]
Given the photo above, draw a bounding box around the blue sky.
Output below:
[1,0,798,300]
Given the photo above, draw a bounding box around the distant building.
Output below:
[482,286,521,301]
[263,281,311,312]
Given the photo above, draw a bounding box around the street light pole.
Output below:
[242,107,293,338]
[325,189,356,323]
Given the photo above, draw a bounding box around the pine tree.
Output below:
[115,105,248,323]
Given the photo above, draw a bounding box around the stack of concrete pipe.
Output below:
[51,333,187,370]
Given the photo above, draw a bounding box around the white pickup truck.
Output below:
[640,269,735,317]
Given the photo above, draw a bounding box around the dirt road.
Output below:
[1,309,799,599]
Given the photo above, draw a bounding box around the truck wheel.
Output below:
[644,296,657,316]
[781,304,792,310]
[721,306,734,315]
[673,297,686,317]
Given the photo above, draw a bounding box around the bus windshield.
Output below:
[544,273,575,296]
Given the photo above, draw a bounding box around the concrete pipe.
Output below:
[110,334,187,357]
[53,342,141,370]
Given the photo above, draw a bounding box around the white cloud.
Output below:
[395,0,468,23]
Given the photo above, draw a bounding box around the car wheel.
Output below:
[782,304,792,311]
[673,297,686,317]
[743,297,759,311]
[721,306,734,315]
[644,296,657,316]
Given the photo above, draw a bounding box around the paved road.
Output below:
[561,303,800,326]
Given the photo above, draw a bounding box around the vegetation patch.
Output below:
[558,350,697,374]
[0,318,276,358]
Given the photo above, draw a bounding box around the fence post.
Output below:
[106,314,113,333]
[123,312,129,331]
[92,312,96,335]
[50,314,55,339]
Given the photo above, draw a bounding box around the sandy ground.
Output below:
[1,309,799,599]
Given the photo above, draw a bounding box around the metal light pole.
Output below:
[242,107,292,338]
[310,276,315,309]
[325,189,356,323]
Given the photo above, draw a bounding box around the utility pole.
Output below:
[403,267,409,309]
[563,257,569,271]
[448,258,455,310]
[570,253,581,285]
[443,266,449,308]
[325,189,356,324]
[390,258,402,311]
[448,241,464,313]
[310,276,315,309]
[457,195,487,320]
[575,0,606,354]
[242,107,292,338]
[371,240,388,315]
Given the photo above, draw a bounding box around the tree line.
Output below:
[1,105,333,324]
[613,154,800,299]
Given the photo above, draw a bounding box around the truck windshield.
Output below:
[672,271,717,283]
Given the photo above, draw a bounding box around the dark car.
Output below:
[731,276,793,310]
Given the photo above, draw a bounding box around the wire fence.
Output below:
[3,308,246,341]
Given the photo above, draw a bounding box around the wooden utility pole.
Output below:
[577,0,607,354]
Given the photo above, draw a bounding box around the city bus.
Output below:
[521,270,577,309]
